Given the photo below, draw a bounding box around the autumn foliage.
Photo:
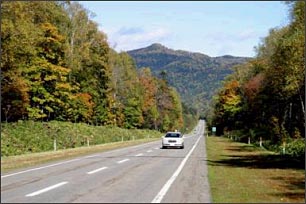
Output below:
[1,1,184,132]
[210,1,305,159]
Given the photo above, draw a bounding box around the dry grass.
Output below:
[1,138,159,173]
[206,136,305,203]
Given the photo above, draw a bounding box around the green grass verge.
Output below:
[1,120,163,156]
[206,136,305,203]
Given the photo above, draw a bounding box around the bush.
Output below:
[285,138,305,160]
[261,140,281,152]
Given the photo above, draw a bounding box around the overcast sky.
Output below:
[79,1,289,57]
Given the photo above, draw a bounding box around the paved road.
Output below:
[1,120,211,203]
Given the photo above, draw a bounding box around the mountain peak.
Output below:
[127,44,251,114]
[127,43,168,53]
[148,43,167,50]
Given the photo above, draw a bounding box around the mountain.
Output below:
[127,43,252,115]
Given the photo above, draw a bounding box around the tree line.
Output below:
[209,1,304,158]
[1,1,185,132]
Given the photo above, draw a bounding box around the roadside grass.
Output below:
[1,120,163,157]
[206,136,305,203]
[1,138,159,173]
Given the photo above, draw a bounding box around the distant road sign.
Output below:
[212,127,216,132]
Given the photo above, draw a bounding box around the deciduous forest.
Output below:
[1,1,187,132]
[209,1,305,160]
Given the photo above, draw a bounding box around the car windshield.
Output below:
[165,133,181,138]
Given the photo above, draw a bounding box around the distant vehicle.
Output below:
[161,131,184,149]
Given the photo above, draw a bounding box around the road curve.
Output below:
[1,120,211,203]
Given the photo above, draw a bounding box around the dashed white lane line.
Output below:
[1,140,161,179]
[25,181,68,197]
[87,167,108,175]
[117,159,130,164]
[135,153,143,157]
[146,150,153,153]
[154,147,159,150]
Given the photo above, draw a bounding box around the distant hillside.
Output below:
[127,43,251,115]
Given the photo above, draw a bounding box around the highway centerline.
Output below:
[117,159,130,164]
[87,167,108,175]
[25,181,68,197]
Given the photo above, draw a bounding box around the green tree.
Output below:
[25,23,74,121]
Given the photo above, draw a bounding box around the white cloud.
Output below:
[117,27,144,35]
[107,26,172,51]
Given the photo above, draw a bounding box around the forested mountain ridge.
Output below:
[127,43,251,114]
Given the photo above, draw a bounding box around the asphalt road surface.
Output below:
[1,120,211,203]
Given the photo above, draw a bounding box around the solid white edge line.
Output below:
[84,154,99,158]
[87,166,108,175]
[25,181,68,197]
[151,135,202,203]
[117,159,130,164]
[1,159,81,179]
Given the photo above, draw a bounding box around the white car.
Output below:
[161,131,184,149]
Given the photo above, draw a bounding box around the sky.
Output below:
[79,1,290,57]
